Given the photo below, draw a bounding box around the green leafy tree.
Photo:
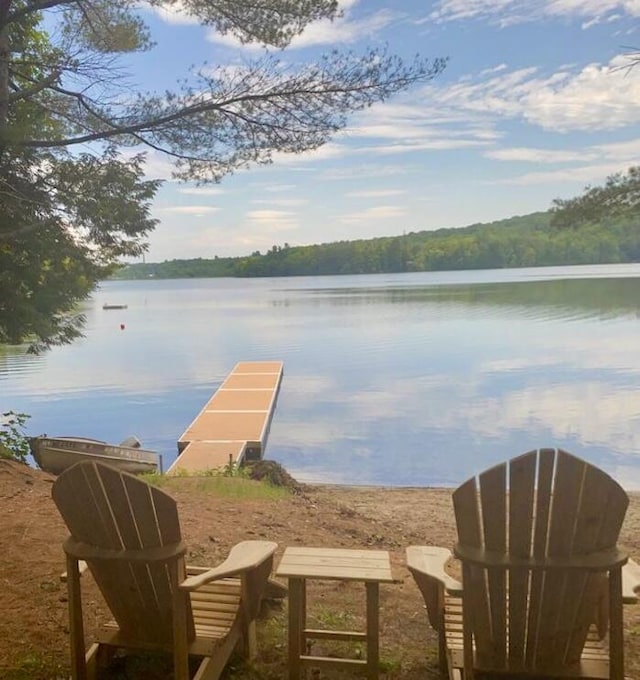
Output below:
[0,1,446,349]
[113,210,640,278]
[1,148,160,348]
[551,166,640,228]
[0,410,30,463]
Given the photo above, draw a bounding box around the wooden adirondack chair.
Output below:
[407,448,630,680]
[52,461,278,680]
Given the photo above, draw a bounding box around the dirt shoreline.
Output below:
[2,459,640,679]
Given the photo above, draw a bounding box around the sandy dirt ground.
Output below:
[2,459,640,679]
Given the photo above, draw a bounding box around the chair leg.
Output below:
[609,568,624,680]
[438,611,448,674]
[84,644,101,680]
[66,556,87,680]
[192,631,239,680]
[171,564,190,680]
[242,618,257,659]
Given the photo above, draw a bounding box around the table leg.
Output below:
[300,578,307,653]
[366,581,379,680]
[288,577,304,680]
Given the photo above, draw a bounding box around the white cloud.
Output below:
[178,187,226,196]
[337,0,361,9]
[485,147,597,163]
[149,2,198,25]
[206,7,396,50]
[364,139,489,154]
[523,59,640,131]
[289,8,396,48]
[340,205,407,224]
[251,198,309,207]
[430,0,525,25]
[486,135,640,176]
[595,137,640,160]
[322,163,412,180]
[499,160,637,186]
[270,142,347,166]
[346,189,407,198]
[126,150,175,181]
[423,55,640,133]
[349,122,428,141]
[246,209,299,231]
[256,184,296,193]
[156,205,220,216]
[430,0,640,26]
[343,100,499,156]
[250,146,344,185]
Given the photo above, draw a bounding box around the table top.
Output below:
[276,546,394,583]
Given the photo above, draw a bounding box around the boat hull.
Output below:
[29,437,159,476]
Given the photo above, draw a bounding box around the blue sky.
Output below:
[126,1,640,261]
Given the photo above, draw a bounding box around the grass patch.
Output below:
[312,605,356,630]
[141,472,291,501]
[141,460,299,501]
[4,652,66,679]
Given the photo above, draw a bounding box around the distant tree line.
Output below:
[113,211,640,280]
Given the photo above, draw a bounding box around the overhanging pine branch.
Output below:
[18,62,445,150]
[8,69,61,102]
[6,0,71,27]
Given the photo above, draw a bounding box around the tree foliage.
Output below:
[551,166,640,228]
[113,211,640,281]
[0,410,30,463]
[6,1,445,180]
[0,147,160,348]
[0,0,446,349]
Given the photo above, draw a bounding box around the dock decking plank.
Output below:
[170,361,283,475]
[180,412,269,443]
[221,373,280,390]
[233,361,283,373]
[167,442,246,474]
[204,390,275,411]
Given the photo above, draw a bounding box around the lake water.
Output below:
[3,263,640,488]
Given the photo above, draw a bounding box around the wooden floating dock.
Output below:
[167,361,283,475]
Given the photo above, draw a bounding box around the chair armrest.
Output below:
[623,557,640,604]
[406,545,461,633]
[406,546,462,594]
[180,540,277,590]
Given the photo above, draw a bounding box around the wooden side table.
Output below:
[275,546,395,679]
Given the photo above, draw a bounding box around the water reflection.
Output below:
[282,277,640,323]
[2,265,640,488]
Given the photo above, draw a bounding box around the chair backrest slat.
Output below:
[454,477,493,665]
[525,447,556,668]
[99,468,176,643]
[120,472,187,641]
[508,452,536,667]
[533,452,586,668]
[479,463,507,669]
[454,478,482,548]
[548,451,585,557]
[453,448,628,676]
[53,462,194,646]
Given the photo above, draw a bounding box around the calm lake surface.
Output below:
[3,264,640,488]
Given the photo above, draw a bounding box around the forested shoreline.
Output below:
[113,211,640,280]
